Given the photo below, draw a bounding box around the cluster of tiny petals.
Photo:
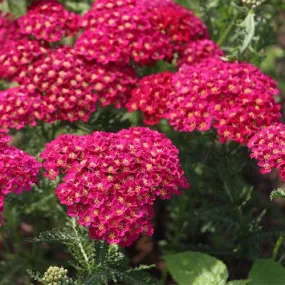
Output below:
[92,0,136,10]
[0,136,41,226]
[0,13,21,48]
[142,0,209,52]
[18,0,79,42]
[78,0,209,65]
[248,123,285,180]
[0,87,44,132]
[40,127,189,246]
[168,59,280,144]
[126,72,174,125]
[177,39,224,67]
[0,38,48,81]
[77,3,172,65]
[88,64,137,108]
[20,46,137,123]
[23,46,98,123]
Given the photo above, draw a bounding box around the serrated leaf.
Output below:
[164,251,228,285]
[227,280,251,285]
[249,259,285,285]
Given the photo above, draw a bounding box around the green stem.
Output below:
[172,197,187,248]
[160,265,168,285]
[71,219,90,268]
[273,236,284,261]
[218,10,237,46]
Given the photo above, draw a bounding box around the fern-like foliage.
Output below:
[84,243,155,285]
[28,218,156,285]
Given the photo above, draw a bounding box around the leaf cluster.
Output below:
[28,219,156,285]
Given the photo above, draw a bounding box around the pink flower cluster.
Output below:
[143,0,208,52]
[92,0,135,10]
[0,0,213,130]
[0,39,48,81]
[169,59,280,144]
[89,64,137,108]
[15,46,136,125]
[18,0,79,42]
[0,135,41,226]
[76,0,207,65]
[0,87,44,132]
[0,43,137,130]
[129,58,280,144]
[23,46,98,123]
[40,127,189,246]
[126,72,174,125]
[177,39,224,67]
[0,12,20,47]
[77,7,172,65]
[248,124,285,180]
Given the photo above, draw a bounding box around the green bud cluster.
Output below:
[42,266,71,285]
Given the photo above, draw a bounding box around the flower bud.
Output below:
[42,266,70,285]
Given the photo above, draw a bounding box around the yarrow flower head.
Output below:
[40,127,189,246]
[248,123,285,180]
[177,39,224,67]
[168,59,280,144]
[142,0,209,52]
[0,39,48,82]
[126,72,174,125]
[77,1,172,65]
[18,0,79,42]
[0,87,44,132]
[22,46,98,123]
[0,12,21,47]
[22,46,136,123]
[0,135,41,226]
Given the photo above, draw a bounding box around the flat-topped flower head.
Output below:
[168,59,280,144]
[0,136,41,225]
[41,127,189,246]
[248,123,285,180]
[77,3,172,65]
[18,0,79,42]
[22,46,137,122]
[177,39,224,67]
[142,0,209,52]
[23,46,98,123]
[126,72,174,125]
[0,87,43,132]
[0,39,48,82]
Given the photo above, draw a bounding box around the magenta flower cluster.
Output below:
[0,0,284,245]
[0,135,41,226]
[18,0,79,42]
[248,124,285,180]
[77,0,208,65]
[40,127,188,246]
[129,58,280,144]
